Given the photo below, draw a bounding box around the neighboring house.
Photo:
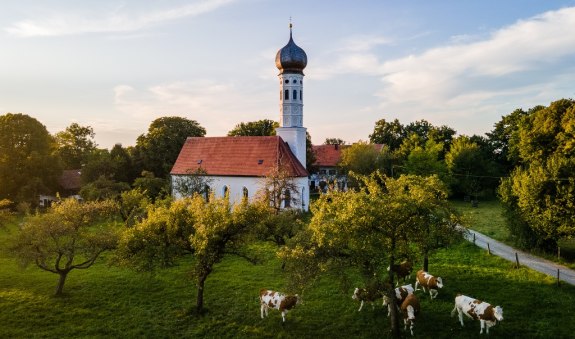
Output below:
[39,169,82,207]
[310,144,384,192]
[170,25,310,211]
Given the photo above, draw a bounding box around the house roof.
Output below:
[58,169,82,190]
[312,144,384,167]
[170,136,308,177]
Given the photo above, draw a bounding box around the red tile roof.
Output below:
[170,136,308,177]
[58,169,82,190]
[312,144,384,167]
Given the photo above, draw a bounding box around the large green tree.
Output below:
[134,117,206,178]
[0,113,61,205]
[12,199,118,295]
[55,123,97,169]
[280,173,458,337]
[499,99,575,251]
[227,119,278,136]
[117,194,267,313]
[369,118,405,151]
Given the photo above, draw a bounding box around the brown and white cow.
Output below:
[400,293,420,336]
[351,287,385,312]
[259,289,301,322]
[382,284,414,317]
[451,294,504,334]
[387,261,413,285]
[414,270,443,299]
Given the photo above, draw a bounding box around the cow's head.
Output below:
[352,288,360,300]
[494,306,503,321]
[436,277,443,289]
[382,295,391,306]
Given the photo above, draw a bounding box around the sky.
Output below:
[2,0,575,149]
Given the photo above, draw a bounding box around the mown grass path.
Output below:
[462,227,575,286]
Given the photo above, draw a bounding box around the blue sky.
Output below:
[2,0,575,148]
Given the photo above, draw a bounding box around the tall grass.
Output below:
[1,223,574,338]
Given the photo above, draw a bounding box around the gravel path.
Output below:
[461,228,575,286]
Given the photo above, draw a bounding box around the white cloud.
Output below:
[5,0,236,37]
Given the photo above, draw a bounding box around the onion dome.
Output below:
[275,24,307,75]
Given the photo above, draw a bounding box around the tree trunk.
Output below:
[388,241,400,338]
[196,273,208,313]
[55,271,68,296]
[423,252,429,272]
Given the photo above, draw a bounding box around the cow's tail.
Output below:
[450,305,458,317]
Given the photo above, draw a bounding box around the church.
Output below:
[170,25,310,211]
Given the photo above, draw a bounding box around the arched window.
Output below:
[222,185,229,197]
[293,90,297,100]
[300,90,302,101]
[284,89,289,100]
[242,187,248,199]
[301,187,305,208]
[285,79,289,84]
[204,185,210,202]
[284,189,291,208]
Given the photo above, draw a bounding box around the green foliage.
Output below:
[134,116,206,179]
[339,141,386,178]
[115,198,194,272]
[118,189,151,227]
[227,119,278,136]
[171,168,212,199]
[0,113,61,205]
[11,199,119,295]
[499,99,575,252]
[0,199,14,229]
[324,138,346,145]
[132,171,169,201]
[281,172,459,336]
[369,118,405,150]
[306,131,316,172]
[404,139,448,180]
[79,176,130,201]
[54,123,97,169]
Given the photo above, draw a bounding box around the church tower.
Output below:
[275,23,307,169]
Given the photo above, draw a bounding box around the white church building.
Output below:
[170,25,310,211]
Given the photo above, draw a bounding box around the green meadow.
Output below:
[1,213,575,338]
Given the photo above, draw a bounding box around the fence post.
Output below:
[515,252,520,268]
[473,233,476,244]
[557,269,560,287]
[487,243,491,255]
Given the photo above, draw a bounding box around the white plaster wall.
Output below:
[172,175,309,211]
[276,127,307,169]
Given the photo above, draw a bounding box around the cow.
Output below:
[259,289,301,322]
[382,284,414,317]
[400,293,420,336]
[414,269,443,299]
[351,286,385,312]
[451,294,504,334]
[387,260,413,285]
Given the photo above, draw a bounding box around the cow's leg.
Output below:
[358,300,364,312]
[414,280,419,291]
[458,309,464,327]
[480,320,484,334]
[260,304,264,319]
[281,310,287,322]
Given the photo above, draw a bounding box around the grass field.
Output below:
[1,221,575,338]
[452,198,575,267]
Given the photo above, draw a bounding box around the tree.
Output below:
[12,199,118,295]
[369,118,405,151]
[404,139,448,181]
[499,99,575,251]
[118,189,151,227]
[324,138,346,145]
[55,123,97,169]
[79,176,130,201]
[171,168,212,199]
[110,143,137,184]
[0,199,14,230]
[134,117,206,179]
[257,166,302,214]
[0,113,61,205]
[116,194,266,313]
[227,119,278,136]
[339,141,385,177]
[132,171,169,201]
[306,131,316,173]
[280,172,458,337]
[445,136,490,198]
